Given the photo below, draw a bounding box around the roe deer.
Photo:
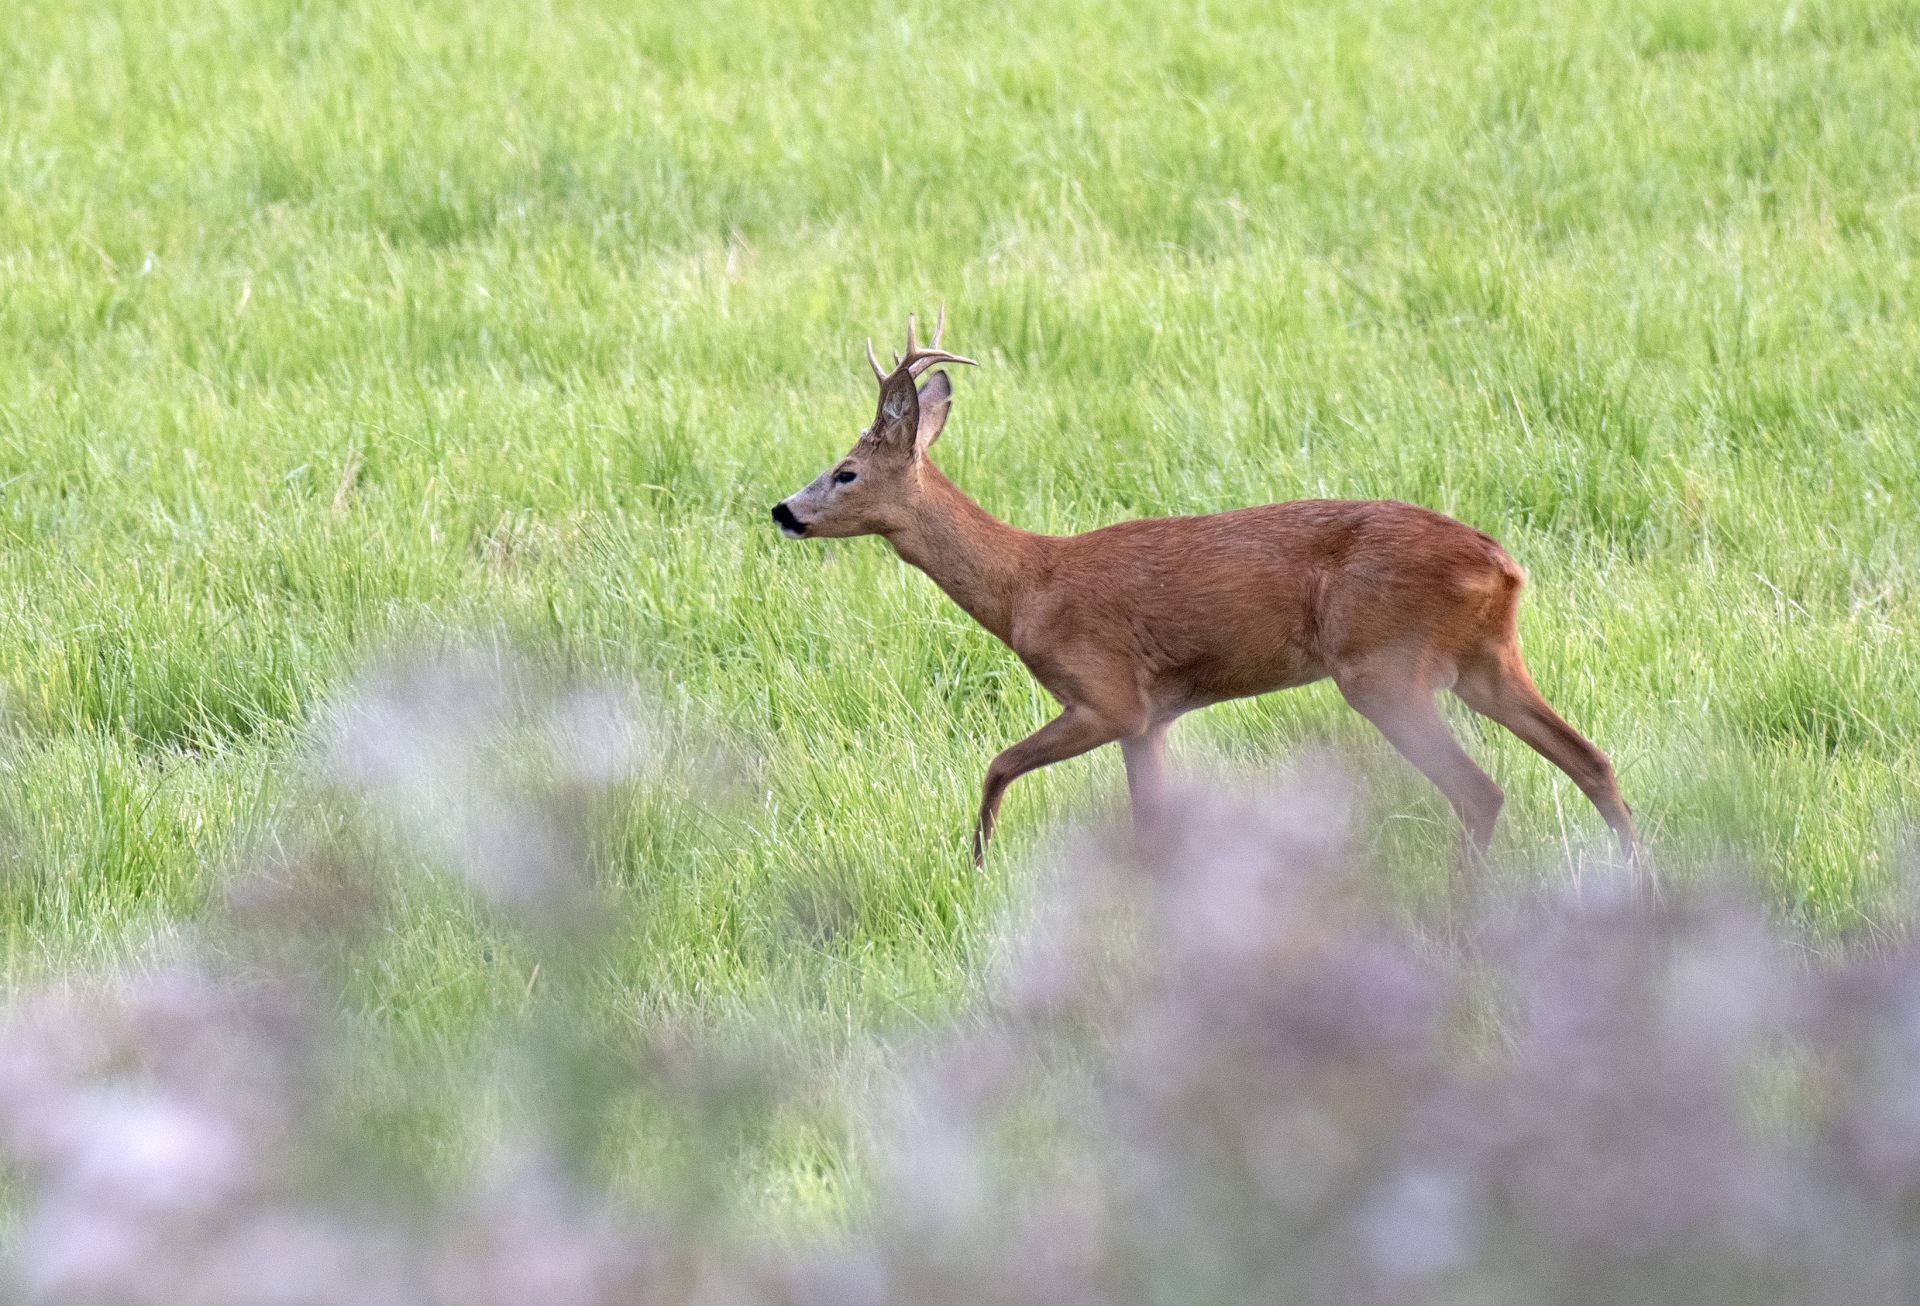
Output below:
[772,312,1638,867]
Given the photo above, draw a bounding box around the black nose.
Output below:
[771,502,805,534]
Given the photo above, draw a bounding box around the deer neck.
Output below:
[885,461,1043,645]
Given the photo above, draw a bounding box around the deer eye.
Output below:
[833,470,857,485]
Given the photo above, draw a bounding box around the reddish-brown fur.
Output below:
[774,315,1637,866]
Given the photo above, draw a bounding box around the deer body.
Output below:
[775,315,1637,865]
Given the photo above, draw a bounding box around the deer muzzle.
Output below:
[771,501,808,538]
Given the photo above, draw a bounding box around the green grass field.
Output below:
[3,0,1920,1217]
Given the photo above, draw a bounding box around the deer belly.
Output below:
[1174,639,1327,705]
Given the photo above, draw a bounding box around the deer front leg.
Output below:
[972,705,1132,866]
[1120,722,1171,845]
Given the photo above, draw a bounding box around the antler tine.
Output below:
[868,308,977,384]
[905,348,978,378]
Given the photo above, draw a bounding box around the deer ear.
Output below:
[874,370,920,452]
[914,370,952,454]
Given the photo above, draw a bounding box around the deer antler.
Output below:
[866,306,977,385]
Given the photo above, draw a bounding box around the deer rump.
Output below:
[773,314,1637,869]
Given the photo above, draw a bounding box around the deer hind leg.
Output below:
[1335,665,1505,865]
[973,704,1135,866]
[1453,651,1639,864]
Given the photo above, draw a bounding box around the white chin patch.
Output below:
[780,525,807,539]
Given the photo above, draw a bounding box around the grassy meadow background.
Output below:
[2,0,1920,1212]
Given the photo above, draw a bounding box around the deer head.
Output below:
[772,310,976,540]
